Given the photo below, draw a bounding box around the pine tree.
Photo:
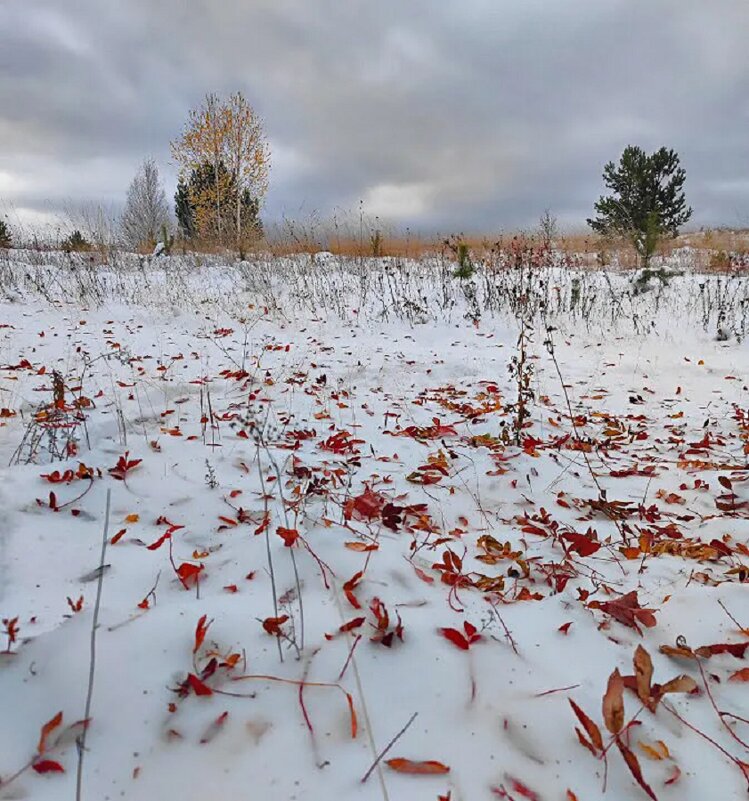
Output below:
[588,146,692,267]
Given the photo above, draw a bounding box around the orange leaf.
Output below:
[38,711,63,753]
[346,691,358,738]
[602,669,625,734]
[194,615,211,654]
[344,541,379,552]
[125,513,139,523]
[633,645,654,707]
[659,675,698,695]
[385,758,450,775]
[638,740,668,760]
[729,668,749,682]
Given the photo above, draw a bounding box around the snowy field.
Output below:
[1,253,748,801]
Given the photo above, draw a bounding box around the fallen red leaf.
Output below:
[339,617,366,633]
[439,627,469,650]
[187,673,213,696]
[588,591,657,632]
[32,760,65,774]
[277,527,299,547]
[343,571,364,609]
[262,615,290,635]
[110,528,127,545]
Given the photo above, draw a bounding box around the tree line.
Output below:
[0,88,693,268]
[117,91,270,254]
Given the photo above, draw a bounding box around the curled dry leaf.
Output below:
[385,758,450,775]
[657,675,698,696]
[262,615,290,635]
[343,571,364,609]
[634,645,654,707]
[665,765,681,786]
[602,669,625,734]
[37,711,63,754]
[194,615,211,654]
[638,740,669,760]
[660,641,749,661]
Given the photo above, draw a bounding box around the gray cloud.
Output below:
[1,0,748,233]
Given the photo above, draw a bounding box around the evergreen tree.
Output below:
[0,218,11,249]
[588,146,692,267]
[176,160,262,243]
[62,230,91,252]
[175,181,195,240]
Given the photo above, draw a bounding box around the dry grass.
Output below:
[8,211,749,271]
[258,225,749,264]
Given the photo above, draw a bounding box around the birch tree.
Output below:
[121,158,169,249]
[224,92,270,245]
[171,92,270,247]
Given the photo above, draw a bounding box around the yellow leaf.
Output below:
[638,740,669,760]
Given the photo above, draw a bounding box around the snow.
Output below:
[0,255,748,801]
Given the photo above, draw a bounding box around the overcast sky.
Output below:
[1,0,748,234]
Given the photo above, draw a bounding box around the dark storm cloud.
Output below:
[1,0,748,232]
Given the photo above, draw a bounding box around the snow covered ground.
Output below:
[0,255,748,801]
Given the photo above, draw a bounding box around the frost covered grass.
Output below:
[0,251,748,800]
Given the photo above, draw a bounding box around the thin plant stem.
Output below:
[75,488,111,801]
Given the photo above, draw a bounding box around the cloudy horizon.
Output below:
[1,0,748,236]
